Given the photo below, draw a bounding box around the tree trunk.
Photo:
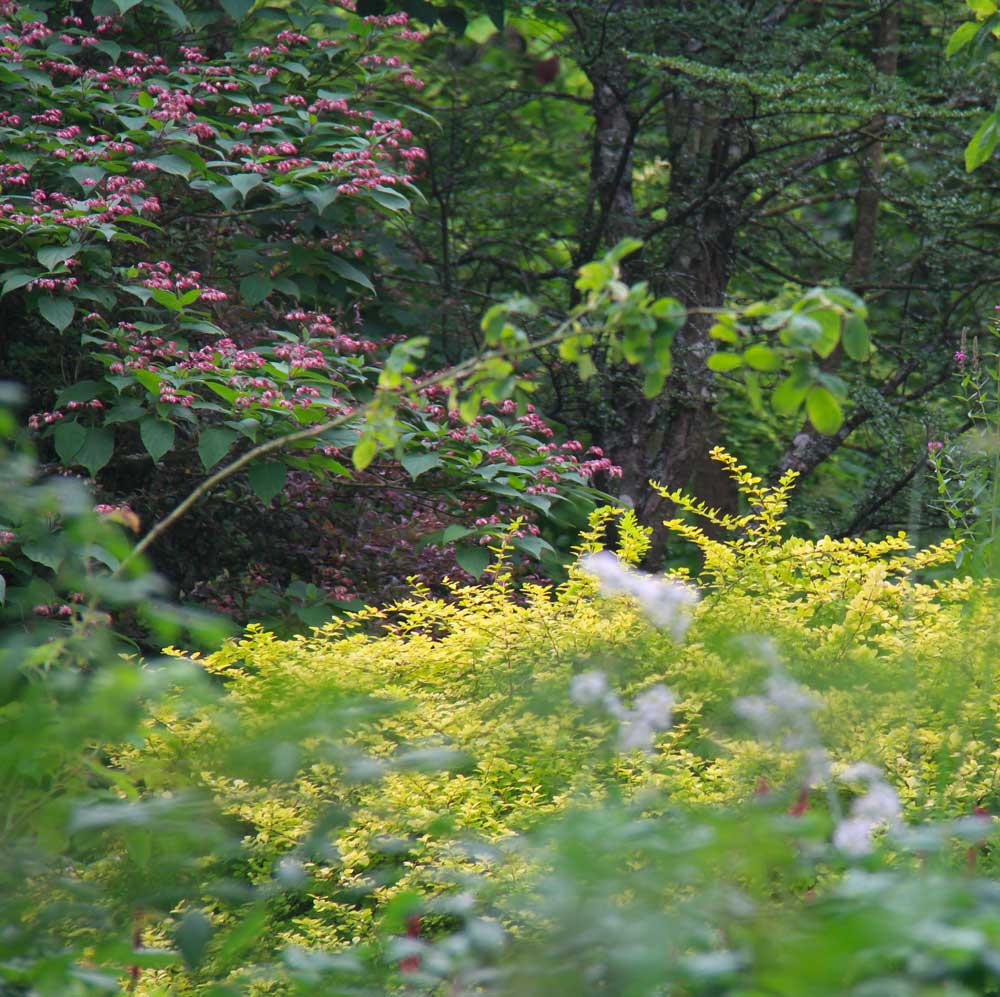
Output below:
[776,4,900,480]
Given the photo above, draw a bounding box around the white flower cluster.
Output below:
[578,550,699,640]
[570,670,676,753]
[733,673,821,750]
[832,762,902,857]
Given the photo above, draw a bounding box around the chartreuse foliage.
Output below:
[117,448,1000,993]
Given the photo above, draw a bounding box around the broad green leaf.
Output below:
[140,418,175,463]
[37,244,81,270]
[22,539,63,571]
[248,462,288,504]
[966,111,1000,172]
[329,255,375,292]
[214,906,268,971]
[742,344,782,372]
[968,0,997,16]
[53,420,87,465]
[369,186,410,211]
[198,427,238,470]
[400,452,443,480]
[220,0,255,18]
[240,275,273,306]
[304,186,339,214]
[353,434,378,470]
[152,154,192,177]
[805,385,844,434]
[37,296,75,331]
[810,308,841,359]
[134,369,163,395]
[442,524,473,543]
[707,352,743,372]
[456,543,491,578]
[842,314,872,361]
[149,0,190,29]
[947,20,980,57]
[104,398,147,424]
[1,271,38,296]
[229,173,264,199]
[772,372,810,417]
[710,321,739,344]
[781,312,822,347]
[151,288,183,311]
[75,426,115,475]
[55,380,104,407]
[175,910,214,970]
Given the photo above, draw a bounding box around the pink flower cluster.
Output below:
[28,398,103,429]
[135,262,228,302]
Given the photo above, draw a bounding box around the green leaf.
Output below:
[329,255,375,292]
[304,186,339,214]
[248,462,287,504]
[842,314,872,361]
[400,452,443,480]
[134,369,163,395]
[140,418,175,463]
[22,539,62,571]
[947,20,981,57]
[229,173,264,199]
[175,910,214,970]
[104,398,147,425]
[240,275,273,306]
[707,352,743,372]
[55,380,104,407]
[220,0,255,18]
[772,371,810,417]
[456,543,491,578]
[966,111,1000,172]
[810,308,841,359]
[0,574,6,606]
[37,244,81,270]
[76,427,115,476]
[1,271,38,296]
[353,435,378,470]
[152,154,192,177]
[37,296,75,331]
[369,186,410,212]
[442,524,473,543]
[198,427,238,470]
[742,344,782,372]
[710,321,739,344]
[214,906,268,972]
[968,0,997,16]
[53,420,87,465]
[112,0,143,11]
[805,385,844,434]
[148,0,190,29]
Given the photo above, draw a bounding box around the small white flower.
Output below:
[579,551,699,640]
[570,668,676,755]
[833,762,902,857]
[618,719,654,753]
[853,782,901,823]
[833,816,878,857]
[633,685,676,730]
[840,762,883,784]
[570,670,609,707]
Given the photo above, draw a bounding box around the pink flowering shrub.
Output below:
[0,0,619,623]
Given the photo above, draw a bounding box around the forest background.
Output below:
[5,0,996,630]
[9,0,1000,993]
